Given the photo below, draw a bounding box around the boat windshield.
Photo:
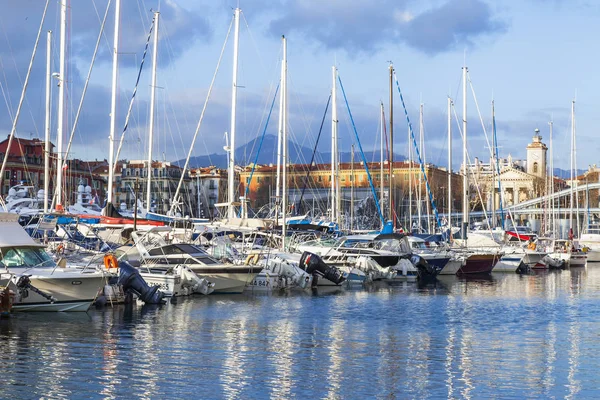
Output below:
[0,247,56,268]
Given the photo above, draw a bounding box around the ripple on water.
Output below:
[1,268,600,397]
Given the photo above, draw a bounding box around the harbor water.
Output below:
[2,267,600,399]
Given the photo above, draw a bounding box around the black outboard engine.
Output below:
[16,275,57,303]
[299,251,346,285]
[410,255,439,280]
[117,261,165,304]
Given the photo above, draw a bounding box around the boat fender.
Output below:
[245,253,259,265]
[104,254,118,270]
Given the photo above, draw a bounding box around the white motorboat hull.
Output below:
[439,259,462,275]
[12,271,105,312]
[139,272,184,297]
[188,266,261,294]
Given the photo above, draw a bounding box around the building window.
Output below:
[318,176,323,182]
[4,171,8,180]
[533,162,538,174]
[246,178,250,184]
[257,176,261,183]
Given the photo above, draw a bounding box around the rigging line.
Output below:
[169,14,234,214]
[393,71,442,231]
[90,0,113,51]
[244,82,280,201]
[0,0,51,190]
[298,94,331,215]
[0,69,15,123]
[112,15,155,175]
[239,85,279,216]
[451,102,494,237]
[0,57,15,119]
[467,71,494,160]
[245,73,280,165]
[338,74,385,225]
[0,10,41,137]
[62,0,111,165]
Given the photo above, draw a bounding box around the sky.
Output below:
[1,0,599,171]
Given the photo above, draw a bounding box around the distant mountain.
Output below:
[553,168,586,179]
[176,134,406,169]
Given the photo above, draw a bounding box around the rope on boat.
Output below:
[393,71,442,231]
[337,74,385,226]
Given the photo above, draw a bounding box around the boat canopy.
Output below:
[0,212,45,248]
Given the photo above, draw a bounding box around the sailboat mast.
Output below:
[228,7,240,219]
[447,96,452,225]
[351,143,355,231]
[107,0,120,206]
[331,66,338,222]
[56,0,67,206]
[550,120,555,235]
[408,124,412,230]
[380,102,384,215]
[44,30,52,213]
[418,103,423,232]
[570,100,574,234]
[462,66,469,242]
[281,35,287,249]
[389,63,394,228]
[574,100,580,237]
[146,12,159,215]
[275,56,283,222]
[491,100,496,228]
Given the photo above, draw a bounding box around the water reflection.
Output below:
[0,269,599,397]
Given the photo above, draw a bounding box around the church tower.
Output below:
[526,128,547,178]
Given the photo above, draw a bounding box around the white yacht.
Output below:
[579,223,600,262]
[0,213,106,312]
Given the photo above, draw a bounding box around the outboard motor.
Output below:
[117,261,165,304]
[16,275,57,303]
[410,255,439,280]
[299,251,346,285]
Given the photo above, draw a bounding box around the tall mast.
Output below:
[56,0,67,206]
[351,143,355,230]
[380,102,384,216]
[417,103,423,232]
[330,66,338,222]
[146,12,159,215]
[228,7,240,219]
[447,97,452,226]
[573,100,580,237]
[570,100,574,234]
[281,36,288,249]
[275,41,284,223]
[462,65,468,242]
[549,120,555,235]
[44,30,52,213]
[107,0,120,206]
[388,63,394,227]
[491,100,496,228]
[408,124,412,230]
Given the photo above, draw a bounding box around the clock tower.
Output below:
[526,128,547,178]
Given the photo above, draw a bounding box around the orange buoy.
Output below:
[103,254,118,270]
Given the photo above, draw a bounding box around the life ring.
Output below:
[103,254,118,270]
[56,243,65,254]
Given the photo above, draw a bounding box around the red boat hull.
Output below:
[458,253,498,274]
